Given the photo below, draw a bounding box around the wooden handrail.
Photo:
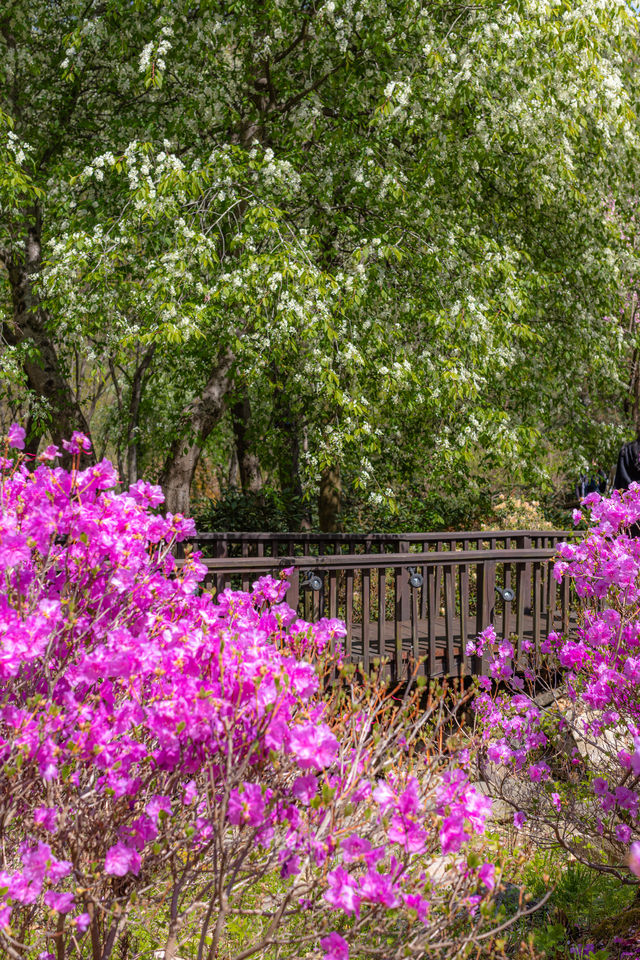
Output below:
[191,547,558,571]
[187,529,574,543]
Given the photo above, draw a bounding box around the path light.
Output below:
[495,585,516,603]
[302,571,324,592]
[407,566,423,589]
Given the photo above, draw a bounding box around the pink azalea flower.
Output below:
[291,774,318,805]
[324,867,360,915]
[372,780,396,812]
[38,444,60,462]
[320,932,349,960]
[615,823,632,844]
[388,814,427,853]
[227,783,270,827]
[7,423,25,450]
[440,815,467,855]
[478,862,495,890]
[33,807,58,832]
[104,843,141,877]
[289,723,338,770]
[146,796,172,824]
[44,891,75,913]
[0,533,30,568]
[62,431,92,455]
[359,869,399,908]
[629,842,640,878]
[402,892,429,921]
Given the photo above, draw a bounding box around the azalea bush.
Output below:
[473,484,640,892]
[0,425,528,960]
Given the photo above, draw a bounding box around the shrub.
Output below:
[0,425,524,960]
[473,484,640,891]
[193,484,310,533]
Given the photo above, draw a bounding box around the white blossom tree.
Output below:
[1,0,639,516]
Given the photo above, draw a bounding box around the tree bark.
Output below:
[273,383,311,529]
[1,218,92,465]
[161,351,234,515]
[318,464,341,532]
[125,343,156,487]
[231,393,263,495]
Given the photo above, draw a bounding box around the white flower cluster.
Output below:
[5,129,29,166]
[139,25,173,75]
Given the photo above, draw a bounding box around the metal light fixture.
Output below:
[302,571,323,592]
[407,566,423,589]
[495,585,516,603]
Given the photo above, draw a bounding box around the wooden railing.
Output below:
[185,531,576,681]
[184,529,572,558]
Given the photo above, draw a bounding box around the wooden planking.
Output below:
[188,529,574,543]
[394,566,403,678]
[546,567,557,637]
[561,574,570,634]
[515,562,526,663]
[533,563,542,655]
[427,565,437,677]
[378,568,386,659]
[443,564,455,676]
[345,569,354,661]
[459,562,469,676]
[502,563,512,640]
[411,584,420,670]
[362,569,370,674]
[285,567,300,610]
[329,569,338,619]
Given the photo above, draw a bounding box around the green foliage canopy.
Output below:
[1,0,639,519]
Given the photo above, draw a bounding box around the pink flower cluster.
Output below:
[0,428,498,959]
[475,482,640,882]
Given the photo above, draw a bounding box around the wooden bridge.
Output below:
[182,531,576,680]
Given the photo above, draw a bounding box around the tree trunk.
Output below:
[228,447,240,490]
[126,343,156,486]
[272,371,311,529]
[161,351,234,515]
[2,219,92,466]
[318,464,341,532]
[231,393,263,495]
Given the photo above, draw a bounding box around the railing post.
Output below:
[285,567,300,612]
[397,539,410,625]
[474,559,495,675]
[394,566,403,680]
[345,569,354,662]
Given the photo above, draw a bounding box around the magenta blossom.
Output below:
[0,433,500,959]
[289,723,339,769]
[7,424,25,450]
[321,932,349,960]
[104,843,141,877]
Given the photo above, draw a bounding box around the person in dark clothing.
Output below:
[614,439,640,491]
[576,470,608,499]
[613,439,640,537]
